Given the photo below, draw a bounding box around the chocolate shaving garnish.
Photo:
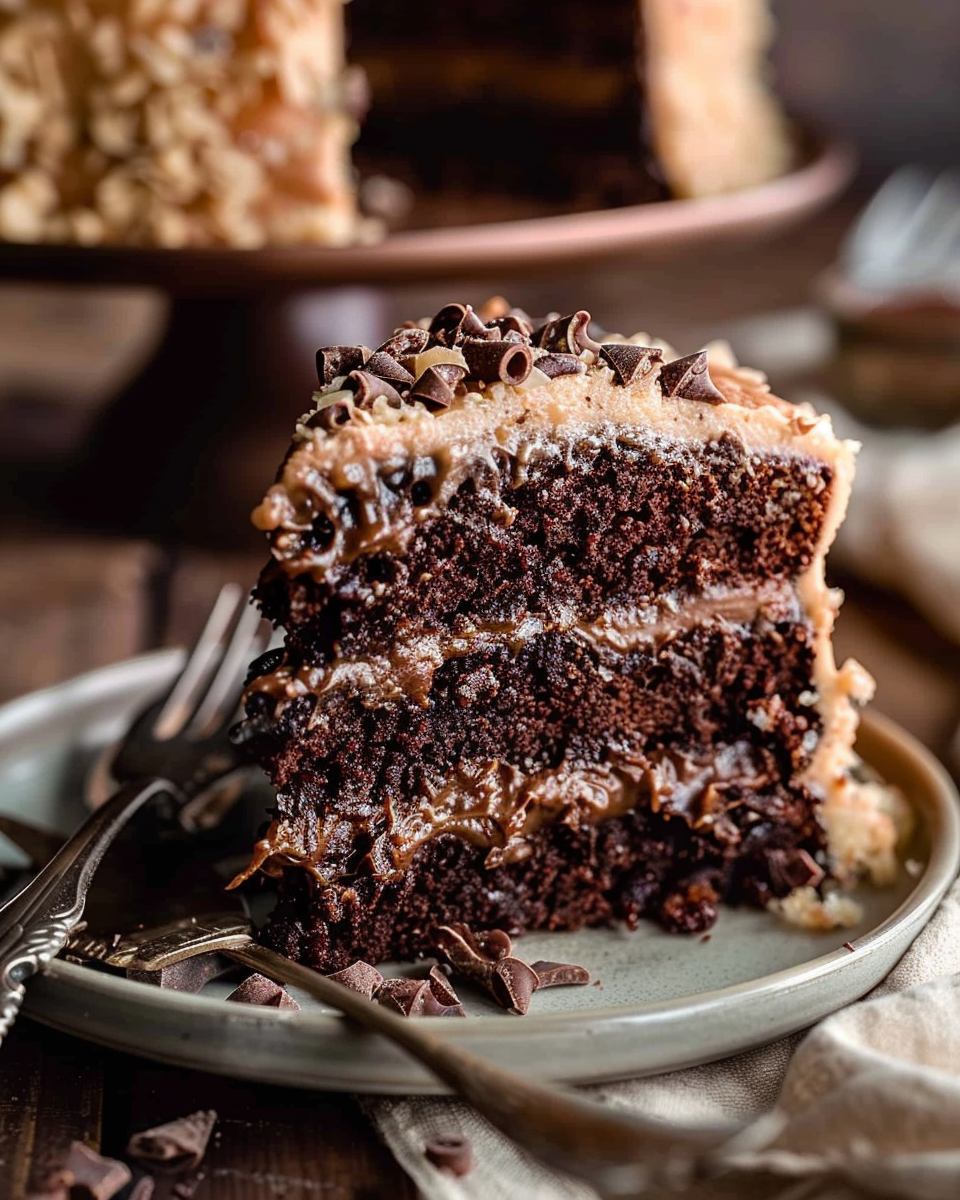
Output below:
[429,302,491,346]
[434,924,540,1013]
[486,312,534,339]
[424,1134,473,1177]
[766,848,825,892]
[305,397,354,431]
[434,923,494,979]
[490,956,539,1015]
[533,310,602,356]
[364,350,415,386]
[535,351,587,379]
[375,976,465,1018]
[326,959,384,1000]
[346,369,404,408]
[226,972,300,1010]
[428,964,462,1007]
[409,365,457,411]
[473,928,512,960]
[599,342,663,385]
[657,350,725,404]
[315,345,368,387]
[461,340,533,385]
[46,1143,131,1200]
[378,326,431,359]
[127,1110,217,1174]
[530,960,591,988]
[375,976,427,1015]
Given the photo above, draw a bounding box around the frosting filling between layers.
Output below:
[246,579,804,718]
[231,735,805,889]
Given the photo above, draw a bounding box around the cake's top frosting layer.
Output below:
[253,300,856,579]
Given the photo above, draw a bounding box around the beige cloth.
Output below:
[367,881,960,1199]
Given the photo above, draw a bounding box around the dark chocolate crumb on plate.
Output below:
[530,960,591,988]
[127,1110,218,1174]
[424,1134,473,1177]
[34,1141,131,1200]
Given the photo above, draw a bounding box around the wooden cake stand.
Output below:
[0,137,854,547]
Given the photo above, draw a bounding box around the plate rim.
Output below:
[3,650,957,1088]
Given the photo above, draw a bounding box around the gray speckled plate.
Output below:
[1,651,957,1095]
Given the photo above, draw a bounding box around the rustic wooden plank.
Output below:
[0,1020,108,1196]
[0,538,163,704]
[104,1060,416,1200]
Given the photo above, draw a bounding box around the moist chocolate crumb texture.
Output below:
[233,299,904,972]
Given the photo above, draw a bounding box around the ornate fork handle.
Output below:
[0,778,174,1043]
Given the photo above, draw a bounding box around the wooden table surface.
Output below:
[1,198,959,1198]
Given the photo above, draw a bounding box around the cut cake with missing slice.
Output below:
[232,300,899,972]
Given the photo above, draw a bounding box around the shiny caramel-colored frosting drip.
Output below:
[245,581,801,720]
[229,739,774,889]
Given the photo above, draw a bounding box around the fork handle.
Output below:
[0,777,174,1044]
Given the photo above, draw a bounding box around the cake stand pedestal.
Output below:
[0,137,854,548]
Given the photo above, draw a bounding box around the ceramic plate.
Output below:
[1,650,957,1095]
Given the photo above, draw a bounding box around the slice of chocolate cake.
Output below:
[233,300,899,972]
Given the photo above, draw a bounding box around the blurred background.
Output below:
[0,0,959,774]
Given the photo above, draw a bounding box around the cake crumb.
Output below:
[843,941,855,952]
[770,885,863,931]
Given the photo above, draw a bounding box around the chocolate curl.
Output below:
[316,344,368,386]
[424,1135,473,1177]
[434,924,538,1013]
[428,964,463,1007]
[766,848,825,893]
[490,956,539,1015]
[486,311,534,339]
[127,1110,218,1174]
[226,972,300,1010]
[434,924,494,984]
[461,340,534,385]
[533,310,601,356]
[327,959,384,1000]
[530,960,591,988]
[305,395,355,431]
[473,928,512,960]
[346,369,404,408]
[428,302,491,346]
[45,1143,131,1200]
[364,350,415,386]
[657,351,725,404]
[409,364,463,411]
[599,342,663,386]
[535,352,587,379]
[377,326,431,359]
[376,977,465,1018]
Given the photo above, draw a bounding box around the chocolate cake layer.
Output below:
[236,604,819,889]
[262,793,826,972]
[256,432,833,660]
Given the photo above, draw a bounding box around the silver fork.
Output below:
[0,583,267,1045]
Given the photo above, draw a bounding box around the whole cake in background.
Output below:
[0,0,367,247]
[0,0,792,247]
[232,299,905,972]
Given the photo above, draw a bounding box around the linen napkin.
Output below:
[367,879,960,1199]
